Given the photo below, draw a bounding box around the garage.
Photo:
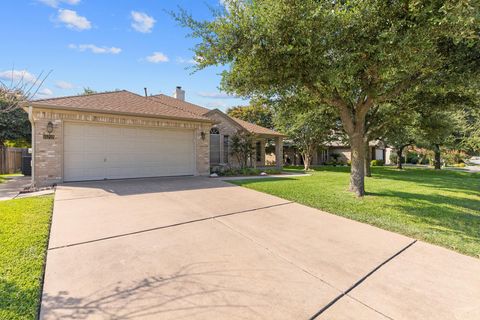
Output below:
[26,90,213,186]
[64,122,195,181]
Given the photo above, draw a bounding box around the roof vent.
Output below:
[173,86,185,101]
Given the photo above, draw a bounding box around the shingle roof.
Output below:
[151,94,210,116]
[31,90,211,122]
[151,94,285,137]
[230,117,285,137]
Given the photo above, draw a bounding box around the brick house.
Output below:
[25,87,284,186]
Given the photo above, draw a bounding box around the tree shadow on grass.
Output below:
[374,190,480,254]
[0,279,39,319]
[371,167,480,196]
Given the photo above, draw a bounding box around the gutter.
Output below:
[29,103,214,124]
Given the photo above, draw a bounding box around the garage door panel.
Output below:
[64,123,195,181]
[84,125,104,137]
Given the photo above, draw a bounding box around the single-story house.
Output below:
[279,140,392,166]
[25,87,284,186]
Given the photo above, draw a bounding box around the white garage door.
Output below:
[64,123,195,181]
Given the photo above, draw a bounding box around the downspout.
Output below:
[27,105,35,185]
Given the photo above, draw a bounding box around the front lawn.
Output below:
[230,166,480,258]
[0,195,54,320]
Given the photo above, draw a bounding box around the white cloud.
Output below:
[38,0,80,8]
[69,44,122,54]
[55,81,75,89]
[146,52,169,63]
[206,100,227,109]
[198,91,238,99]
[0,70,37,84]
[130,11,155,33]
[176,57,196,64]
[57,9,91,30]
[35,88,54,98]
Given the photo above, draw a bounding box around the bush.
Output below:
[371,159,384,166]
[406,151,419,164]
[222,167,262,176]
[265,168,282,174]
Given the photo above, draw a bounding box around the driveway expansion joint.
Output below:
[47,201,294,251]
[309,239,417,320]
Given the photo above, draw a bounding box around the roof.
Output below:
[30,90,211,122]
[150,94,210,116]
[230,116,285,137]
[152,94,284,137]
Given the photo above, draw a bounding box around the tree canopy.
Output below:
[226,103,274,129]
[0,98,31,147]
[178,0,479,196]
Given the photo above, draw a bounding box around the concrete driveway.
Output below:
[41,177,480,320]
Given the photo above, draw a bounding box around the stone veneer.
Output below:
[31,108,211,186]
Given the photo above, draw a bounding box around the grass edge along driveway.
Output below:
[230,166,480,258]
[0,195,54,320]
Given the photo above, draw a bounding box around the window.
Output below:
[223,135,229,163]
[210,128,221,164]
[256,141,261,162]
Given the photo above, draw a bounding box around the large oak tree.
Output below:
[178,0,478,196]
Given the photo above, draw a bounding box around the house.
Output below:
[24,87,284,186]
[280,140,392,166]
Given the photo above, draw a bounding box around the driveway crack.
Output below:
[48,202,293,251]
[308,239,417,320]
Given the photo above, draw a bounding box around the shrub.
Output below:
[265,168,282,174]
[371,159,384,166]
[406,151,419,164]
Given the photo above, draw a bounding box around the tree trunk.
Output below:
[302,153,311,171]
[349,134,366,196]
[364,142,371,177]
[433,144,441,170]
[396,148,403,169]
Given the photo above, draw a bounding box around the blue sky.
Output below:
[0,0,246,111]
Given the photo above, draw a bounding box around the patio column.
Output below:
[275,136,283,169]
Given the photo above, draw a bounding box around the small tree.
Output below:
[274,92,338,170]
[0,92,31,147]
[230,132,255,169]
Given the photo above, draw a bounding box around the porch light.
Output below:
[46,121,54,133]
[200,131,206,140]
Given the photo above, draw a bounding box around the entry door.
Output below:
[63,123,195,181]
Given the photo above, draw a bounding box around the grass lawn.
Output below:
[0,195,54,320]
[230,166,480,258]
[0,174,21,184]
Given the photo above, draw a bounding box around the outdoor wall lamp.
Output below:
[46,121,54,133]
[200,131,206,140]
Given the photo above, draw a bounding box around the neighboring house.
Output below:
[279,140,392,166]
[24,87,284,186]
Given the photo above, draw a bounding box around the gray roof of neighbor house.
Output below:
[151,94,285,137]
[30,90,212,122]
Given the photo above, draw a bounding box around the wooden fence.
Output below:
[0,147,27,174]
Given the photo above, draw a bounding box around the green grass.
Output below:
[230,166,480,258]
[0,196,54,320]
[0,174,23,184]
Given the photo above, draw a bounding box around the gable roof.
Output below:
[230,116,285,137]
[152,94,285,137]
[30,90,211,122]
